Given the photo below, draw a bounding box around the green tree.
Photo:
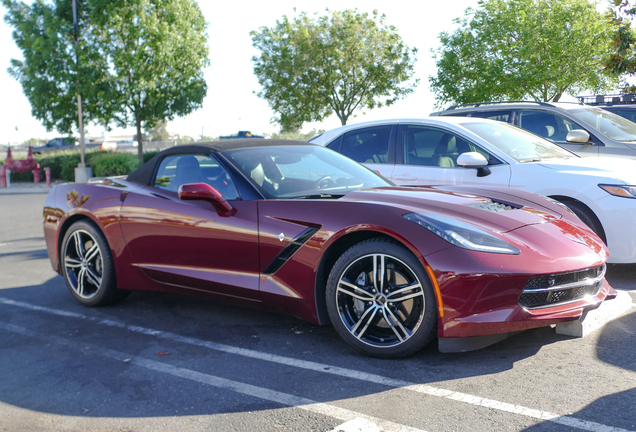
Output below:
[251,9,418,129]
[22,137,45,147]
[3,0,209,161]
[91,0,209,160]
[270,129,325,141]
[430,0,617,107]
[605,0,636,85]
[2,0,112,133]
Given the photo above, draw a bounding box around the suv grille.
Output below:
[519,265,605,309]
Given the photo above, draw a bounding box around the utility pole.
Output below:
[72,0,90,181]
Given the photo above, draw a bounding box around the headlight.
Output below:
[403,212,520,255]
[599,184,636,199]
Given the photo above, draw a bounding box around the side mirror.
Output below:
[457,152,491,177]
[178,183,234,213]
[566,129,591,144]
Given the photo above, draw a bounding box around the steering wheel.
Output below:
[315,175,336,189]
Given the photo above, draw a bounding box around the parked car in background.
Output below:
[432,101,636,159]
[576,94,636,123]
[42,139,614,356]
[31,137,77,154]
[309,117,636,263]
[31,137,100,154]
[219,131,265,139]
[100,140,138,151]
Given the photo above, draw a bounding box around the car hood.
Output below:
[343,186,561,234]
[537,156,636,184]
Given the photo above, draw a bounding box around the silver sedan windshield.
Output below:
[567,107,636,142]
[460,121,574,162]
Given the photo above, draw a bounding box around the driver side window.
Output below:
[518,110,582,143]
[153,154,239,200]
[401,125,482,168]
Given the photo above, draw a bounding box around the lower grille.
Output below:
[519,264,605,309]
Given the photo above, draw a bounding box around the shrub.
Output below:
[4,149,151,182]
[143,151,160,163]
[90,152,141,177]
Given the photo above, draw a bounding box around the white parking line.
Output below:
[0,297,632,432]
[0,321,426,432]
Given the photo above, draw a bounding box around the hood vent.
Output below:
[468,199,520,212]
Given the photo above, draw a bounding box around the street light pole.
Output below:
[72,0,87,174]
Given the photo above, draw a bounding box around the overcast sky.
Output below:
[0,0,541,143]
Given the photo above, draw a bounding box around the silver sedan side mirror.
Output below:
[566,129,591,144]
[457,152,489,167]
[457,152,491,177]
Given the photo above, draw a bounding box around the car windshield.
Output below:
[461,121,574,162]
[566,106,636,142]
[222,145,393,198]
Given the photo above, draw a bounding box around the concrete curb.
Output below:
[0,184,52,195]
[555,290,634,338]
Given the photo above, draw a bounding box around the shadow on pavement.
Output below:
[0,279,566,420]
[522,309,636,431]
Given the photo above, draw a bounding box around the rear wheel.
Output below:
[61,220,129,306]
[326,239,437,358]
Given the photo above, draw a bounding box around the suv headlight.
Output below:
[598,184,636,199]
[403,212,520,255]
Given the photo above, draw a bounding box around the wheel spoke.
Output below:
[73,231,85,259]
[64,257,82,268]
[84,243,100,263]
[372,254,385,292]
[387,291,424,303]
[86,268,102,287]
[387,283,422,299]
[77,268,87,296]
[337,280,374,301]
[383,307,411,341]
[352,306,378,340]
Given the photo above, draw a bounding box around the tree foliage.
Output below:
[2,0,112,132]
[429,0,617,107]
[251,9,418,129]
[3,0,209,160]
[605,0,636,84]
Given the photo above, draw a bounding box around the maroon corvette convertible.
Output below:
[43,139,615,357]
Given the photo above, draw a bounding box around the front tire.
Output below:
[326,239,437,358]
[560,199,606,244]
[61,220,129,306]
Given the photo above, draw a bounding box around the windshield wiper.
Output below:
[293,193,345,199]
[518,157,542,162]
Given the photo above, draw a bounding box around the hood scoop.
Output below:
[467,199,521,212]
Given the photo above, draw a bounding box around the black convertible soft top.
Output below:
[126,138,310,186]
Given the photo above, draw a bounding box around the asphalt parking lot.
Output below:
[1,190,635,432]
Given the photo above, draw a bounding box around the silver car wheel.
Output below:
[335,253,425,348]
[63,229,104,299]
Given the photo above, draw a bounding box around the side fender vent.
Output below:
[468,199,520,212]
[263,228,319,275]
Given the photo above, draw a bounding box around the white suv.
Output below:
[432,101,636,159]
[309,117,636,263]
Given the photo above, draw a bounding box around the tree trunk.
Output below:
[136,114,143,162]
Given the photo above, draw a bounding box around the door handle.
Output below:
[394,175,417,181]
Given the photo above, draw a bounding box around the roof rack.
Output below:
[446,100,556,110]
[576,94,636,106]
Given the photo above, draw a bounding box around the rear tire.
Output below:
[326,239,437,358]
[60,220,129,306]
